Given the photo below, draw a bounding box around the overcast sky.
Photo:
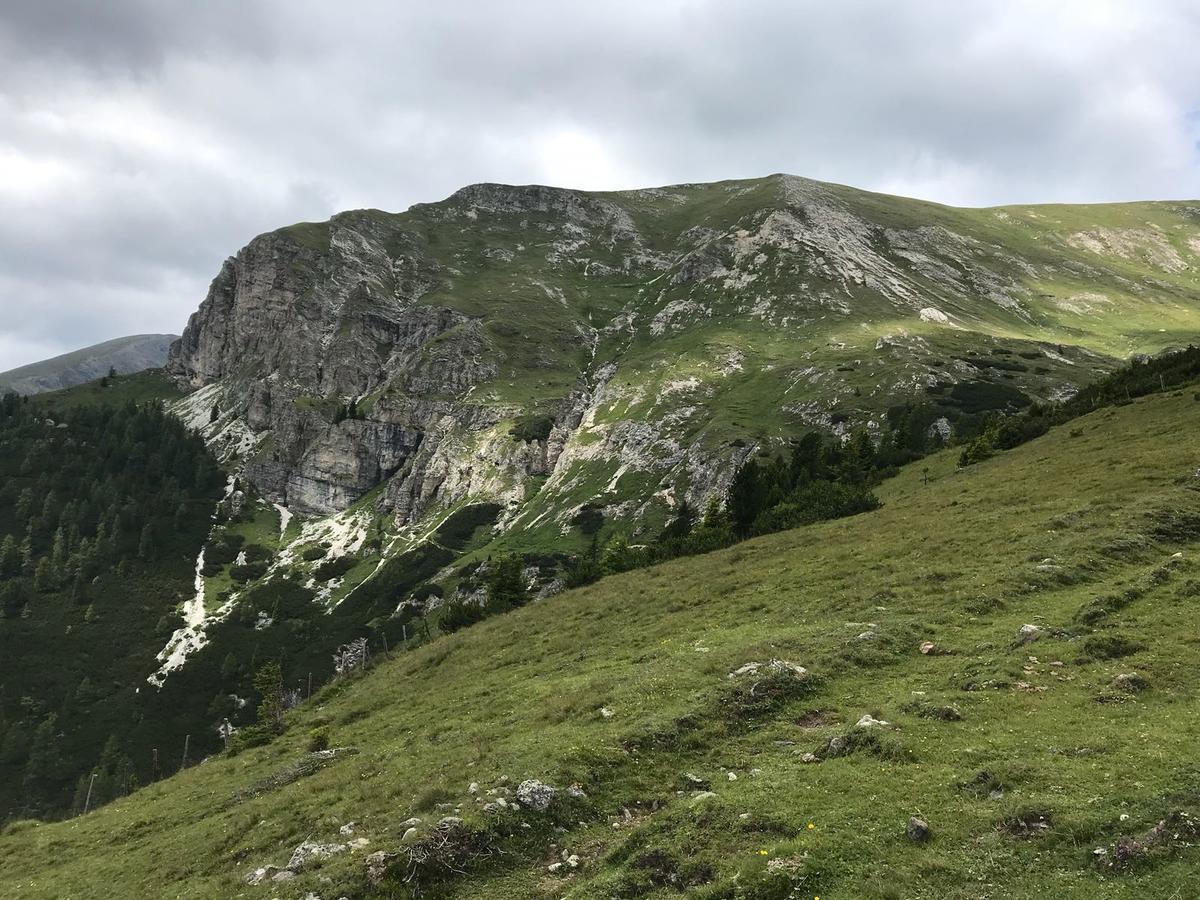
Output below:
[1,0,1198,370]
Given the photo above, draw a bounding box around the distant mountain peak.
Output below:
[0,333,179,395]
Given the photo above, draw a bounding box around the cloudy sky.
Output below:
[1,0,1198,370]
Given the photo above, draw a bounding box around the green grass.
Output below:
[28,370,181,411]
[3,387,1200,898]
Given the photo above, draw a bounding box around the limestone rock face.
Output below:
[167,174,1189,528]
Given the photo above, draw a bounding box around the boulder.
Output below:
[727,659,807,680]
[907,816,931,842]
[244,865,286,886]
[822,735,850,757]
[1112,672,1148,693]
[288,839,347,871]
[855,714,890,729]
[515,780,558,811]
[1016,624,1042,645]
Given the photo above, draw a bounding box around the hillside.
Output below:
[2,384,1198,898]
[144,176,1200,711]
[0,335,178,395]
[169,174,1200,541]
[0,373,223,820]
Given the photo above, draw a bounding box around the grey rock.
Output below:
[364,850,399,884]
[907,816,931,842]
[855,714,890,729]
[1112,672,1148,693]
[515,779,557,812]
[822,735,850,757]
[1016,624,1043,644]
[288,839,348,870]
[244,865,285,885]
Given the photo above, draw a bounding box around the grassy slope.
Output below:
[3,386,1199,898]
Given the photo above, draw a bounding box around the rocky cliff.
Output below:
[167,174,1200,537]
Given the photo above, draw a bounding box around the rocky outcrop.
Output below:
[166,173,1187,527]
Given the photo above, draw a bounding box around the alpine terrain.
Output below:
[0,174,1198,899]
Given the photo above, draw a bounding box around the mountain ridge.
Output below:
[0,334,178,395]
[166,172,1200,539]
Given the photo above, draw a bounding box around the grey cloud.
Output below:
[0,0,1197,369]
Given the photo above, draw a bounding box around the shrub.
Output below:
[1079,634,1144,661]
[412,583,444,603]
[314,556,357,581]
[230,560,269,583]
[438,600,487,634]
[509,414,554,443]
[306,727,330,753]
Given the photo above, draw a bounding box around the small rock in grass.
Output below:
[689,791,718,806]
[855,714,889,729]
[365,850,400,884]
[822,735,850,757]
[516,779,557,811]
[907,816,931,843]
[288,840,348,871]
[1112,672,1147,693]
[1016,624,1042,644]
[244,865,285,886]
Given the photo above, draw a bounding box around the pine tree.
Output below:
[253,661,286,734]
[659,499,696,543]
[485,554,530,612]
[0,534,19,576]
[50,525,68,572]
[728,459,766,535]
[23,714,66,812]
[19,530,34,575]
[137,522,155,560]
[0,580,27,618]
[34,557,54,592]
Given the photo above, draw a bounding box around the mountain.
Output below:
[168,175,1199,539]
[2,381,1198,898]
[0,334,178,395]
[0,175,1197,881]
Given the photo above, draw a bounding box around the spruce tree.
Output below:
[253,661,286,734]
[485,554,529,612]
[0,534,19,576]
[23,714,66,812]
[34,557,54,592]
